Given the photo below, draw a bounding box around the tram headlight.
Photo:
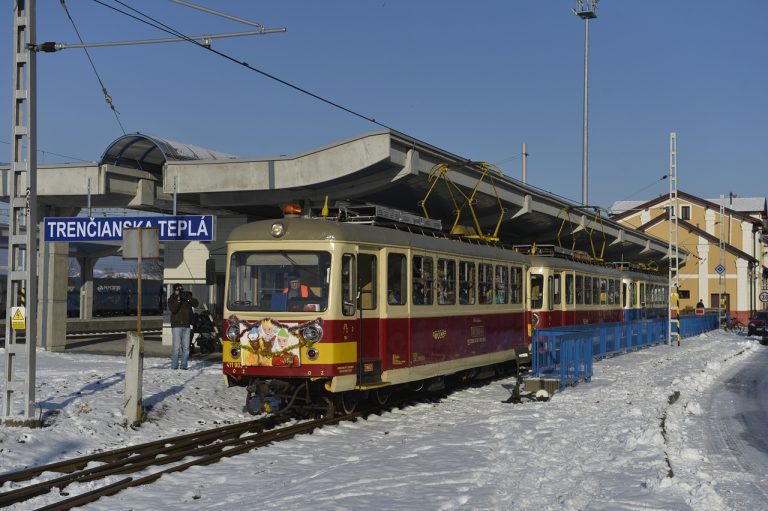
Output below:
[226,324,241,341]
[270,222,286,238]
[302,324,323,342]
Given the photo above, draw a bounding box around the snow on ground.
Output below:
[0,331,764,510]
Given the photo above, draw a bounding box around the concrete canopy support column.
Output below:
[38,241,70,352]
[79,256,97,320]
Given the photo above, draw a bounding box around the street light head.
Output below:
[574,0,598,19]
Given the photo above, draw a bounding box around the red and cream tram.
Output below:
[221,211,667,414]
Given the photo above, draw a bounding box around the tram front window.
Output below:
[227,251,331,312]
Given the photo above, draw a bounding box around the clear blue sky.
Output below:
[1,1,766,211]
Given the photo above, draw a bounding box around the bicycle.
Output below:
[723,318,745,335]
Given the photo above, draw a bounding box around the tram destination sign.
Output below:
[44,215,215,242]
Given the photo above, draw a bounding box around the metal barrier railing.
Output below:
[532,328,594,390]
[679,313,718,337]
[532,314,718,390]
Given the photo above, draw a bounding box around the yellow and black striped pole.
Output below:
[670,285,680,346]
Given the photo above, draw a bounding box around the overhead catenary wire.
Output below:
[0,139,92,163]
[60,0,127,135]
[90,0,402,134]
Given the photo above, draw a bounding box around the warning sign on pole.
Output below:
[10,306,26,330]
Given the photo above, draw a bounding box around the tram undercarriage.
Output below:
[241,360,520,417]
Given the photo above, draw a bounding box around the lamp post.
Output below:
[573,1,598,206]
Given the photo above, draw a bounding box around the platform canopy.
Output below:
[160,130,680,269]
[100,133,237,177]
[2,130,681,270]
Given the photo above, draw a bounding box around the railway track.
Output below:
[0,412,356,510]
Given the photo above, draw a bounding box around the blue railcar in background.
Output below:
[67,278,164,317]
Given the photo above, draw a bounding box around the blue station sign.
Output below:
[44,215,215,242]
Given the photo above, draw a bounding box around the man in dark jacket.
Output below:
[168,283,199,370]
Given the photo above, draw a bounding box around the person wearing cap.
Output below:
[168,283,199,370]
[282,273,316,299]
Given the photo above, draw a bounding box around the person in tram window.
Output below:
[436,280,449,304]
[388,279,403,305]
[413,282,427,305]
[696,299,705,309]
[283,273,316,299]
[459,282,470,305]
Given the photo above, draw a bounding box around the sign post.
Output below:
[121,227,160,425]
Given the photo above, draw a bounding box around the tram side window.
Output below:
[436,258,456,305]
[597,278,606,305]
[639,282,646,306]
[510,266,523,304]
[495,265,509,304]
[413,256,433,305]
[387,253,407,305]
[530,273,544,309]
[575,275,584,304]
[459,261,476,305]
[607,279,615,305]
[565,274,574,305]
[552,272,562,306]
[478,263,493,304]
[341,254,355,316]
[593,277,601,305]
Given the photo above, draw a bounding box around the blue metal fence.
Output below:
[532,314,718,391]
[679,313,718,337]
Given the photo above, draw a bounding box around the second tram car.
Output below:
[221,209,668,415]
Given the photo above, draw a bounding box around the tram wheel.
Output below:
[335,392,358,415]
[374,388,391,405]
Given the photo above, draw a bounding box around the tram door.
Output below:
[356,250,383,384]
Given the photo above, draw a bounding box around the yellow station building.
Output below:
[611,193,768,322]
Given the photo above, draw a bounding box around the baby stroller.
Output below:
[191,306,221,354]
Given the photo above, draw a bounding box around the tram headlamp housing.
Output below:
[270,222,286,238]
[230,347,241,359]
[226,324,241,341]
[306,347,319,361]
[302,324,323,342]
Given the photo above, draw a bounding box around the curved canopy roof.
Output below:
[100,133,236,176]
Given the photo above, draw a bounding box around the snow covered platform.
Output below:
[1,332,766,509]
